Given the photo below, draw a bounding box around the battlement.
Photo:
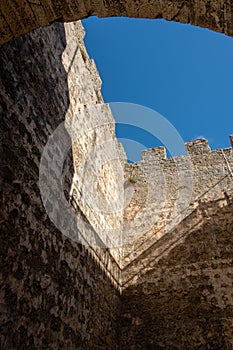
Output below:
[123,135,233,268]
[1,14,233,350]
[142,145,167,161]
[186,137,211,155]
[141,136,232,162]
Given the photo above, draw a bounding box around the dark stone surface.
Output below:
[120,201,233,349]
[0,22,120,350]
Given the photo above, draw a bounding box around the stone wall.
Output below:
[0,21,121,349]
[122,139,233,272]
[1,0,233,45]
[119,140,233,348]
[60,21,125,260]
[1,11,233,350]
[120,195,233,349]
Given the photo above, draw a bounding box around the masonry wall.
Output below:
[120,196,233,349]
[0,22,121,349]
[120,141,233,348]
[122,140,233,271]
[60,22,125,260]
[1,12,233,350]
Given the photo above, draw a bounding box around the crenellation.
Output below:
[1,11,233,350]
[122,139,233,273]
[230,134,233,147]
[141,145,167,161]
[185,137,211,155]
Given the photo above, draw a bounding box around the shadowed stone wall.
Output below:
[119,142,233,348]
[120,196,233,349]
[0,22,121,349]
[1,6,233,349]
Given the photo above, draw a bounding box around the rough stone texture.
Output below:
[122,139,233,272]
[1,13,233,350]
[0,22,121,349]
[52,21,125,261]
[120,196,233,349]
[120,140,233,348]
[1,0,233,45]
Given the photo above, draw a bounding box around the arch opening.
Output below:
[1,0,233,45]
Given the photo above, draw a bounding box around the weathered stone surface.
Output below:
[0,22,120,349]
[120,198,233,349]
[1,14,233,350]
[1,0,233,45]
[122,139,233,271]
[52,21,125,260]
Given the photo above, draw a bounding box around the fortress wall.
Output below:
[61,22,125,261]
[120,140,233,347]
[0,21,121,349]
[1,0,233,45]
[1,5,233,349]
[122,139,233,269]
[120,197,233,349]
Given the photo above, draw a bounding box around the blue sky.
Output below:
[82,17,233,161]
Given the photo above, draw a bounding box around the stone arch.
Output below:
[0,0,233,45]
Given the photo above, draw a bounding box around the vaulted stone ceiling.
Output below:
[0,0,233,45]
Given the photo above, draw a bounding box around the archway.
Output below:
[0,0,232,45]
